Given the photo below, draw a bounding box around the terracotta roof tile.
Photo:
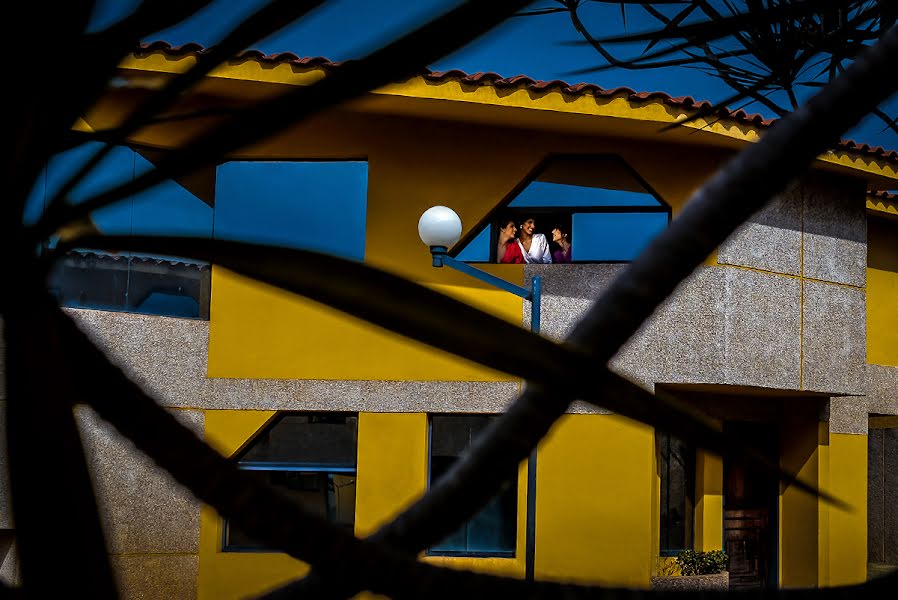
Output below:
[132,42,897,165]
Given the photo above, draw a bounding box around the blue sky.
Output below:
[89,1,898,152]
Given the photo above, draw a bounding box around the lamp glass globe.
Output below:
[418,206,462,247]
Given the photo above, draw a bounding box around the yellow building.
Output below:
[2,41,897,598]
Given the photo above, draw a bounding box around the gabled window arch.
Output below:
[453,155,670,264]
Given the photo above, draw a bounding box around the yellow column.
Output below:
[355,412,428,536]
[535,414,655,587]
[694,449,723,552]
[824,432,868,586]
[779,419,823,588]
[817,424,831,587]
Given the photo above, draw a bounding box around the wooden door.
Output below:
[724,422,778,589]
[724,508,770,589]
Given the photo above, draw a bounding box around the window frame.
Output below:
[425,414,518,559]
[658,431,696,557]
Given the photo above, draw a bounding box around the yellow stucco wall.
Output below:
[868,214,898,367]
[694,449,723,553]
[779,420,824,587]
[354,413,428,536]
[774,421,868,589]
[196,111,722,381]
[534,414,655,588]
[824,433,868,586]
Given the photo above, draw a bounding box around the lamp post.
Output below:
[418,205,541,581]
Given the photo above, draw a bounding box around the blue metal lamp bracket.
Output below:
[428,246,541,332]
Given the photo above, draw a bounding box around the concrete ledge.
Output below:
[651,572,729,591]
[65,309,521,414]
[828,396,869,435]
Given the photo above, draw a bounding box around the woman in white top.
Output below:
[516,217,553,264]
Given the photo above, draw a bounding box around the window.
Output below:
[427,415,517,557]
[452,155,670,264]
[31,143,214,319]
[30,153,369,318]
[223,413,358,551]
[868,417,898,573]
[658,432,695,555]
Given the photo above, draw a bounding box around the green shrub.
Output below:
[675,550,729,576]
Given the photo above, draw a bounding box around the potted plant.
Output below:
[651,550,729,590]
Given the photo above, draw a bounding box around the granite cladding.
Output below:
[801,280,866,395]
[827,396,869,435]
[111,554,198,600]
[868,365,898,416]
[67,309,519,414]
[525,264,804,393]
[717,175,867,287]
[718,182,802,276]
[0,403,9,530]
[76,405,203,554]
[802,175,867,287]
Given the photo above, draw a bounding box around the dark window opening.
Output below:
[659,432,695,555]
[868,417,898,576]
[427,415,517,557]
[48,252,210,319]
[223,413,358,552]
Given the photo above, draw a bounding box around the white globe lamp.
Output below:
[418,205,462,249]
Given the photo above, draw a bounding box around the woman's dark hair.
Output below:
[553,224,571,241]
[517,215,537,229]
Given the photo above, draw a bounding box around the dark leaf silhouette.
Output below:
[530,0,897,131]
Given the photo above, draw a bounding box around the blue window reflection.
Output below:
[214,161,368,261]
[509,181,661,208]
[455,227,491,263]
[573,212,669,261]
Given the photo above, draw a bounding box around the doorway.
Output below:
[723,422,779,590]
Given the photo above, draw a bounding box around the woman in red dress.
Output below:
[496,219,524,263]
